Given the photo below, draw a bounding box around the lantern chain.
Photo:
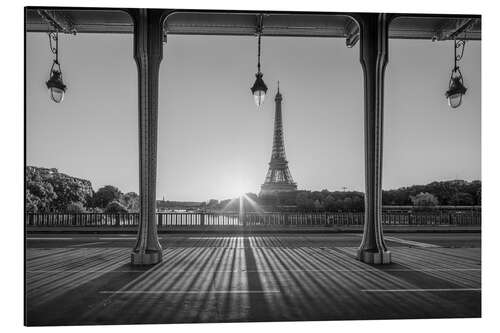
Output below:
[48,31,59,63]
[453,33,466,71]
[450,28,468,82]
[256,14,264,73]
[48,31,63,77]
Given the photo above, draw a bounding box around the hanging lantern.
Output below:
[46,31,67,103]
[445,38,467,109]
[250,14,267,108]
[251,72,268,107]
[46,62,66,103]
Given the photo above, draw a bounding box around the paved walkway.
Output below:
[25,233,481,325]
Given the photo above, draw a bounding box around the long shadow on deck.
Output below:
[26,262,154,326]
[243,237,273,321]
[332,247,481,318]
[26,237,481,325]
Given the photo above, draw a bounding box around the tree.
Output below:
[275,191,298,205]
[47,174,91,212]
[313,199,323,210]
[207,199,219,208]
[343,197,354,210]
[25,166,93,212]
[25,182,57,213]
[121,192,139,212]
[66,202,85,213]
[296,192,314,210]
[323,195,339,211]
[25,167,57,212]
[104,200,128,214]
[221,198,238,212]
[410,192,439,207]
[351,195,364,211]
[92,185,123,209]
[449,192,475,206]
[219,199,231,209]
[382,180,481,206]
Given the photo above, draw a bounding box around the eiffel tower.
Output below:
[260,82,298,195]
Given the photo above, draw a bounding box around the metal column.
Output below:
[354,13,392,264]
[130,9,170,265]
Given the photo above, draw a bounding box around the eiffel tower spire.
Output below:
[260,82,297,195]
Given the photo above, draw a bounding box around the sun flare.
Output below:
[225,177,254,198]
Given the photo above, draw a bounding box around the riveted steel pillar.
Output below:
[129,9,170,265]
[354,13,393,264]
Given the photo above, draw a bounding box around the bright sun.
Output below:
[225,178,254,198]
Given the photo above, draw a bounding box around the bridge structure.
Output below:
[26,8,481,267]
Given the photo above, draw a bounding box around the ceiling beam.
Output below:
[433,18,479,41]
[37,9,77,34]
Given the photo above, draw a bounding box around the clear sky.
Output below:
[26,24,481,201]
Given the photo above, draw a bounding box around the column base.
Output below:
[131,251,162,265]
[357,249,392,264]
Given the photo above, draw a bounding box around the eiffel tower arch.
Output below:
[260,83,298,196]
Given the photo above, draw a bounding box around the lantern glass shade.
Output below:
[447,92,464,108]
[46,70,67,104]
[250,72,268,108]
[253,90,266,108]
[49,87,65,103]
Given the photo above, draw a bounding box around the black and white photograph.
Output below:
[16,0,492,329]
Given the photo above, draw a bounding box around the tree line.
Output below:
[206,180,481,212]
[26,166,138,213]
[26,166,481,213]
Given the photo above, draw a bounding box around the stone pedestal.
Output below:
[356,249,392,265]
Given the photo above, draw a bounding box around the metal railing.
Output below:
[25,209,481,228]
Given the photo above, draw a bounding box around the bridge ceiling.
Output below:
[26,9,481,41]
